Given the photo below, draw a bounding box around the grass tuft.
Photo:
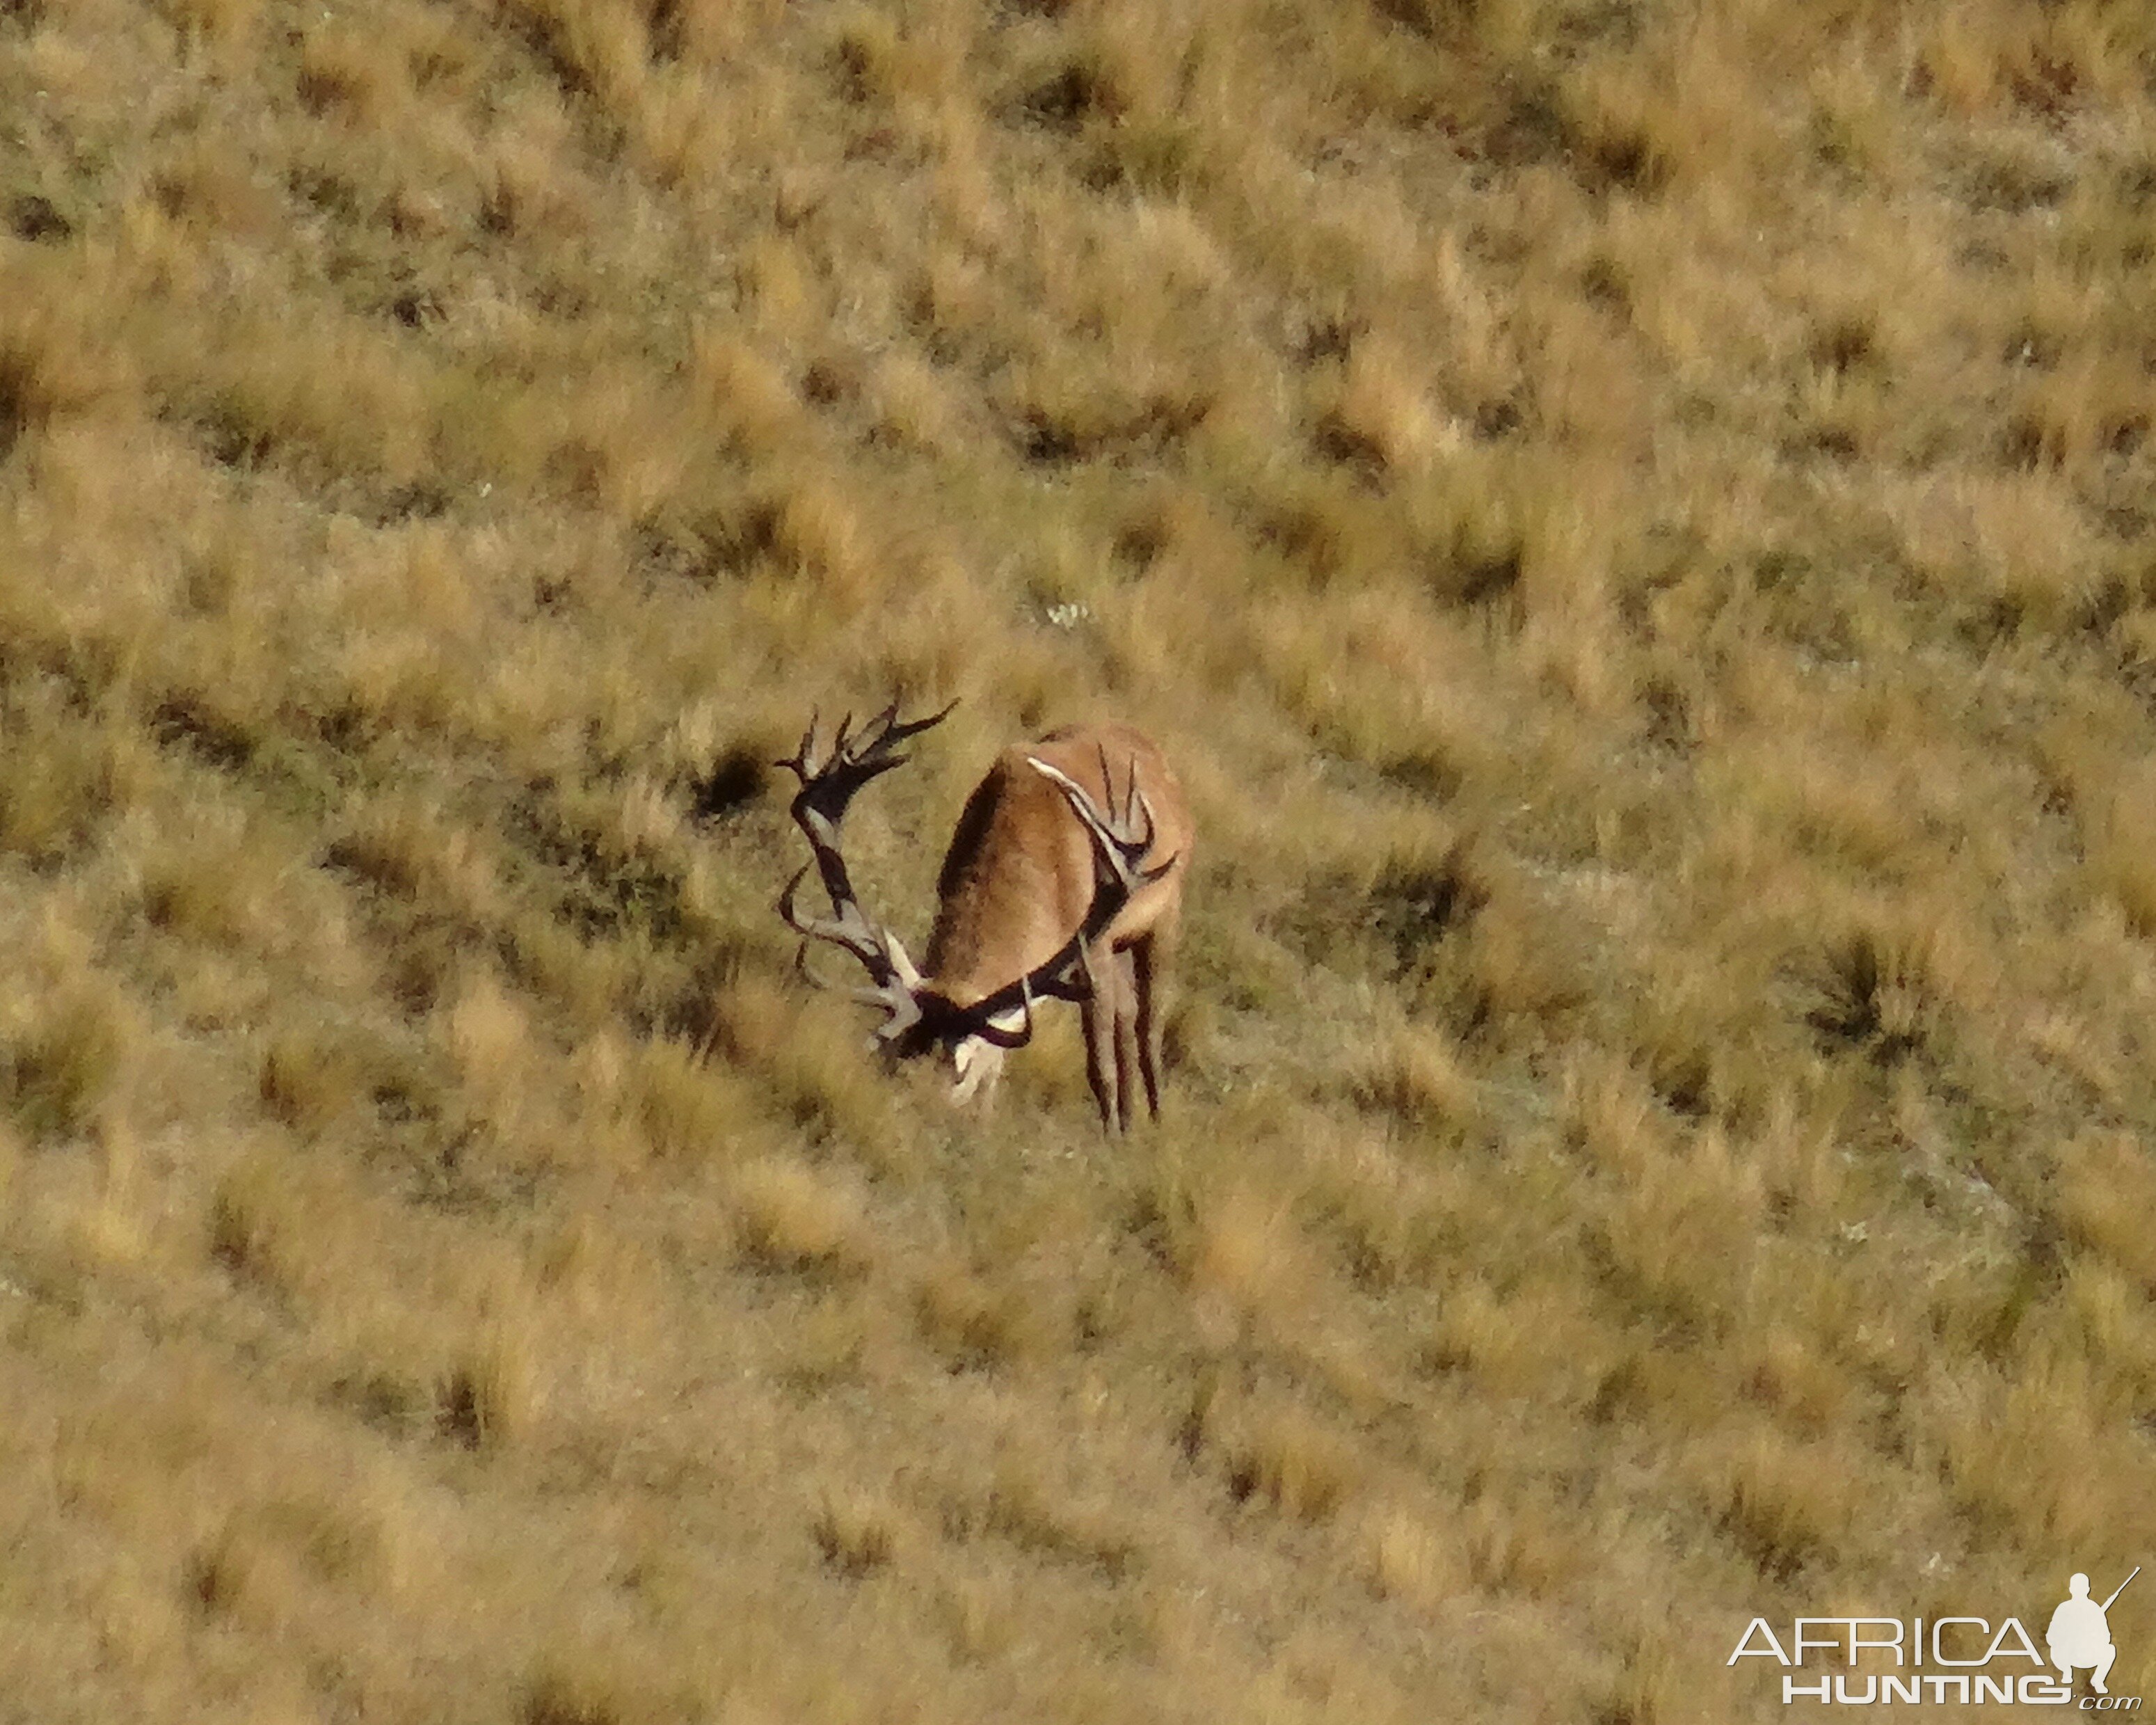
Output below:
[3,978,131,1142]
[811,1485,907,1578]
[730,1157,874,1275]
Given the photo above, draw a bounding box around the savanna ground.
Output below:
[3,0,2155,1718]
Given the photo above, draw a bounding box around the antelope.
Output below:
[775,703,1192,1131]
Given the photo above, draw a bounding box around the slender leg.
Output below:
[1111,947,1140,1134]
[1133,934,1163,1121]
[1080,939,1121,1132]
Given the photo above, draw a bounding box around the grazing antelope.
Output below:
[776,703,1192,1131]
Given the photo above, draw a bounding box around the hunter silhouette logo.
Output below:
[1728,1563,2143,1707]
[2051,1570,2137,1698]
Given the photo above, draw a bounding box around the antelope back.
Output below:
[923,723,1190,1010]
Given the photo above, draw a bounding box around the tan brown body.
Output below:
[923,725,1191,1127]
[776,709,1190,1131]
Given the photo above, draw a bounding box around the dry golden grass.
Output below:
[4,0,2156,1718]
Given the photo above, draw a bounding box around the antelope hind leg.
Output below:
[1133,935,1163,1121]
[1080,940,1122,1132]
[1111,946,1140,1134]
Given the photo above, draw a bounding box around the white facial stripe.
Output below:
[949,1035,1005,1104]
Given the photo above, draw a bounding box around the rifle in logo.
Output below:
[2049,1567,2137,1696]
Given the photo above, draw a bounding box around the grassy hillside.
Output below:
[3,0,2155,1717]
